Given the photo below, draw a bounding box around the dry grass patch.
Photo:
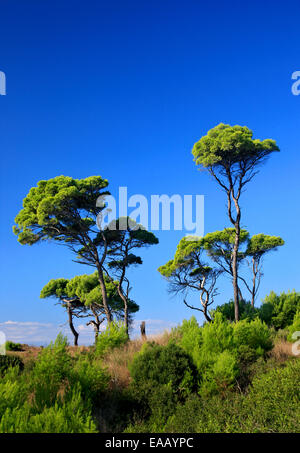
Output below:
[103,330,172,389]
[269,340,294,362]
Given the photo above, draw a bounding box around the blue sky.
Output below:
[0,0,300,344]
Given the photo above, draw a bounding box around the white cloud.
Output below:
[0,318,176,346]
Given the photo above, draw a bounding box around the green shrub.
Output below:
[128,342,198,428]
[173,316,202,355]
[0,371,27,418]
[95,322,128,356]
[0,355,24,376]
[70,353,109,401]
[0,386,97,433]
[195,359,300,433]
[183,314,237,394]
[174,315,273,396]
[166,393,243,433]
[233,318,273,355]
[5,341,23,352]
[164,394,202,433]
[178,314,234,371]
[200,313,234,355]
[202,350,238,395]
[241,358,300,432]
[213,299,259,322]
[130,342,198,400]
[287,309,300,342]
[30,333,71,410]
[259,290,300,329]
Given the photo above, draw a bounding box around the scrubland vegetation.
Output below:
[1,291,299,433]
[6,124,299,433]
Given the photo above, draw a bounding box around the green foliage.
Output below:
[233,318,273,355]
[95,322,129,356]
[203,228,249,264]
[0,368,27,417]
[213,299,259,322]
[5,341,23,352]
[239,358,300,432]
[40,272,139,317]
[30,333,71,410]
[197,313,234,355]
[13,175,109,246]
[130,342,197,399]
[164,394,202,433]
[0,355,24,376]
[287,309,300,342]
[259,290,300,329]
[0,333,111,433]
[174,314,272,396]
[172,316,203,358]
[70,353,109,401]
[129,342,198,429]
[0,386,97,433]
[192,123,279,168]
[245,234,284,257]
[158,236,210,278]
[163,359,300,433]
[0,314,297,433]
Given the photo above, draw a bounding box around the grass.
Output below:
[102,331,172,390]
[268,340,295,362]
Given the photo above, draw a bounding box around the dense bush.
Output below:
[162,358,300,433]
[259,290,300,329]
[0,333,110,433]
[0,301,298,433]
[239,358,300,432]
[233,318,273,355]
[0,355,24,376]
[287,309,300,342]
[130,342,197,399]
[5,341,23,352]
[214,291,300,332]
[70,353,109,401]
[0,386,97,433]
[128,341,198,429]
[174,314,272,396]
[213,299,259,322]
[95,322,129,356]
[30,333,72,410]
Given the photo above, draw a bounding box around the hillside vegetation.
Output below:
[1,292,299,433]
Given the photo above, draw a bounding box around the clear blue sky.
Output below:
[0,0,300,344]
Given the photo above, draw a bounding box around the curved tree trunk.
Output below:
[116,286,129,337]
[96,265,112,324]
[67,304,79,346]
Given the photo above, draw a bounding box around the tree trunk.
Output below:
[238,286,243,302]
[117,287,129,336]
[67,304,79,346]
[200,288,211,323]
[96,266,112,324]
[251,257,256,307]
[140,321,146,339]
[232,221,240,322]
